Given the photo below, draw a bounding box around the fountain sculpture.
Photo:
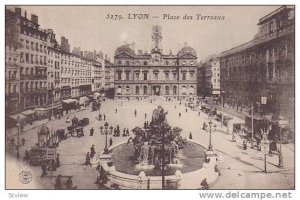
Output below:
[129,106,186,169]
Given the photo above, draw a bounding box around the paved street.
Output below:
[5,98,295,189]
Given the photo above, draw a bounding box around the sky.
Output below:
[9,5,280,61]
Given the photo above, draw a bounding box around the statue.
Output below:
[130,106,186,168]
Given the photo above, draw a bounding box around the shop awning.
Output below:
[62,99,77,104]
[9,113,27,121]
[79,96,89,105]
[21,109,36,116]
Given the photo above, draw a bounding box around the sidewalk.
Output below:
[6,106,90,139]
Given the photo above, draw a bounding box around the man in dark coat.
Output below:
[54,175,62,189]
[200,178,209,189]
[41,163,48,177]
[85,152,91,166]
[109,138,113,146]
[90,145,95,158]
[90,127,94,136]
[126,129,129,136]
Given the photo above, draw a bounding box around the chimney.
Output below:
[25,11,27,18]
[105,54,107,60]
[31,14,38,24]
[15,8,21,16]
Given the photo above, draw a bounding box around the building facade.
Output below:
[219,6,294,126]
[5,7,112,116]
[113,26,197,100]
[198,57,220,97]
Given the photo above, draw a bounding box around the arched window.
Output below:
[135,86,140,95]
[126,85,130,94]
[165,86,170,95]
[182,86,186,95]
[143,86,147,95]
[189,86,195,95]
[117,86,122,95]
[173,85,177,95]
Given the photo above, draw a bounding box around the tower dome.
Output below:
[178,45,197,58]
[114,44,135,57]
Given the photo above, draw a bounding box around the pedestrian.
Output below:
[85,152,91,166]
[179,112,181,117]
[90,145,95,158]
[186,108,188,113]
[203,122,207,130]
[66,177,73,189]
[189,132,192,140]
[200,178,209,189]
[123,128,126,137]
[116,125,120,137]
[54,175,62,189]
[232,133,236,142]
[103,114,106,121]
[243,140,247,150]
[113,128,117,136]
[96,164,101,172]
[109,138,113,146]
[115,108,118,113]
[214,165,221,176]
[175,105,176,109]
[90,127,94,136]
[198,111,201,117]
[134,109,137,117]
[24,149,30,162]
[21,138,25,146]
[99,114,102,121]
[145,113,147,119]
[56,153,60,168]
[41,163,48,177]
[126,128,129,136]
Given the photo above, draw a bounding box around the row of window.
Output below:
[116,85,194,95]
[21,38,47,54]
[116,60,195,66]
[21,29,47,41]
[19,81,47,92]
[20,52,47,65]
[116,71,194,81]
[19,67,47,77]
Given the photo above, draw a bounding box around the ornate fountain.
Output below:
[130,106,186,170]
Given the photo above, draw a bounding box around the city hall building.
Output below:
[113,26,197,100]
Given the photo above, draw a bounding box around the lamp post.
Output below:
[221,90,225,127]
[251,104,254,148]
[276,114,288,168]
[15,115,22,159]
[208,117,217,150]
[99,122,113,154]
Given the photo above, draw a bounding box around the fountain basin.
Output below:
[99,140,219,189]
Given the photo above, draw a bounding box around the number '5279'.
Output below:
[106,14,123,20]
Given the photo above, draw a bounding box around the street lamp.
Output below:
[99,122,113,154]
[15,115,22,159]
[207,118,217,150]
[276,114,288,168]
[221,90,225,127]
[251,104,254,148]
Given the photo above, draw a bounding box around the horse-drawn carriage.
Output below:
[56,129,67,141]
[92,101,101,111]
[78,118,89,126]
